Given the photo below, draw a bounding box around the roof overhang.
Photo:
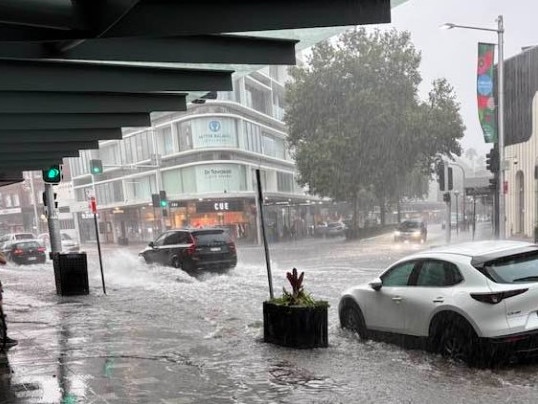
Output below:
[0,0,394,186]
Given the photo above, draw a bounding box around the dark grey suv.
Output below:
[393,219,427,243]
[139,228,237,273]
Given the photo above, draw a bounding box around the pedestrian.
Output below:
[0,251,18,348]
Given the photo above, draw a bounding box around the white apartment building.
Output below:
[68,66,322,244]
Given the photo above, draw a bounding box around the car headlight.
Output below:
[413,230,421,236]
[394,231,401,236]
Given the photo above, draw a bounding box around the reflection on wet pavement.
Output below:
[1,227,538,403]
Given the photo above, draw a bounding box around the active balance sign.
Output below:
[477,42,497,143]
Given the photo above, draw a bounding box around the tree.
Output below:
[285,28,464,228]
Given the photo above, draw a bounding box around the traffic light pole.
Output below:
[45,183,62,253]
[446,197,451,244]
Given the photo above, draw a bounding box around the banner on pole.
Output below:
[477,42,497,143]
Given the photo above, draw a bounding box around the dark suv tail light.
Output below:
[471,288,528,304]
[227,241,236,253]
[186,234,196,255]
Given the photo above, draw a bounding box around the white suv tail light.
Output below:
[470,288,529,304]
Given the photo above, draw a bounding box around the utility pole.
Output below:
[45,183,62,253]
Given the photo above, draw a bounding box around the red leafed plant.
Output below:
[271,268,327,307]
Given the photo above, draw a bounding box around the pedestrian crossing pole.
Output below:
[90,196,106,295]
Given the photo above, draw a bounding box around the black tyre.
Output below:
[438,320,478,365]
[171,256,181,269]
[142,255,152,264]
[339,300,368,339]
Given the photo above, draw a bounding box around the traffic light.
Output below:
[159,190,168,207]
[486,146,499,173]
[443,192,451,203]
[151,193,160,207]
[90,159,103,175]
[447,167,453,191]
[436,162,445,191]
[42,191,58,217]
[42,165,62,184]
[489,177,497,191]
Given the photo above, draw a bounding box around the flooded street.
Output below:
[2,225,538,403]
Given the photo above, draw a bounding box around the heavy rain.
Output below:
[2,0,538,403]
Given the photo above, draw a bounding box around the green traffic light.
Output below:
[160,200,168,207]
[47,168,60,179]
[43,165,62,183]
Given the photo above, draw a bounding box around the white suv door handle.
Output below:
[433,297,444,303]
[392,296,402,302]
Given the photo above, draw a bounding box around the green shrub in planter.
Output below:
[263,268,329,348]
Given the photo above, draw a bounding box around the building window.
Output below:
[277,172,293,193]
[245,84,268,114]
[96,181,124,205]
[101,142,121,166]
[177,121,193,151]
[125,175,155,202]
[156,126,174,155]
[244,122,262,154]
[162,169,183,195]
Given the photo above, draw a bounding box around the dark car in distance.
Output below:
[393,219,427,243]
[325,222,346,238]
[139,228,237,273]
[2,240,47,265]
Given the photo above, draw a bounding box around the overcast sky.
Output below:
[369,0,538,156]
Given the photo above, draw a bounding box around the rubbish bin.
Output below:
[52,252,89,296]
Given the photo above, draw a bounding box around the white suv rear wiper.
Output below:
[512,276,538,282]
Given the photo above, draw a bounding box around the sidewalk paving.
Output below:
[1,223,535,403]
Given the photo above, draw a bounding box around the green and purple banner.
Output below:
[477,42,497,143]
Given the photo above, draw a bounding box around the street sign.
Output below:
[89,196,97,214]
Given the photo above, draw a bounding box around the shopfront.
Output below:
[167,198,255,242]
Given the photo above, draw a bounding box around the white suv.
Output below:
[339,240,538,365]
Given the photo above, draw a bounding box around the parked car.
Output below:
[2,239,46,265]
[37,232,80,252]
[325,222,346,237]
[0,232,36,248]
[393,219,427,243]
[339,240,538,365]
[139,228,237,273]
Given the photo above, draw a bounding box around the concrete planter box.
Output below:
[263,301,328,349]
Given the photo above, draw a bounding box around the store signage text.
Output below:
[196,200,242,213]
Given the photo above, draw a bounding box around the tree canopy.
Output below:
[285,28,465,224]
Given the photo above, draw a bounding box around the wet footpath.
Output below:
[2,230,538,404]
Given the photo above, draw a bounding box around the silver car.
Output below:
[339,240,538,365]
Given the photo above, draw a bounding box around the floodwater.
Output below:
[1,224,538,403]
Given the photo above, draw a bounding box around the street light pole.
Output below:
[497,15,505,239]
[441,15,505,238]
